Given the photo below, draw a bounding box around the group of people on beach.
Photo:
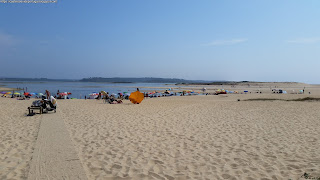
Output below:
[88,91,124,104]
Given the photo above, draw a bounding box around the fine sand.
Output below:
[0,83,320,179]
[0,97,41,179]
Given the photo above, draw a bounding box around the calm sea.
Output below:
[0,81,176,98]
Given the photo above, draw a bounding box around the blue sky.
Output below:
[1,0,320,83]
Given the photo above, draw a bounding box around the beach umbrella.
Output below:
[14,92,20,95]
[129,91,144,104]
[100,91,107,95]
[6,92,12,94]
[59,92,68,96]
[89,93,99,96]
[38,93,44,96]
[24,92,30,96]
[89,93,99,99]
[1,91,7,94]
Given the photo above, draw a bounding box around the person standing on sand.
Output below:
[45,90,50,99]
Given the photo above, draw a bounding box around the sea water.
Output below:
[0,81,176,99]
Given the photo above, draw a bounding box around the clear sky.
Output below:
[1,0,320,83]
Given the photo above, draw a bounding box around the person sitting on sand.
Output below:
[105,94,115,104]
[124,95,129,100]
[103,92,110,103]
[110,94,115,101]
[17,96,26,100]
[110,99,123,104]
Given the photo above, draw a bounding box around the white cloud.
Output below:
[287,37,320,44]
[203,38,248,46]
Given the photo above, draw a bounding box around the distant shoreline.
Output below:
[0,87,21,91]
[177,81,305,86]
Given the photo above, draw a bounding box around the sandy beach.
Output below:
[0,83,320,179]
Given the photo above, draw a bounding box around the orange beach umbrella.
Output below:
[129,91,144,104]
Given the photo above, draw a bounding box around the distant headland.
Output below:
[0,77,212,84]
[0,77,304,85]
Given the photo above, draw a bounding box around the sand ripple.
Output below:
[0,98,41,179]
[59,96,320,179]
